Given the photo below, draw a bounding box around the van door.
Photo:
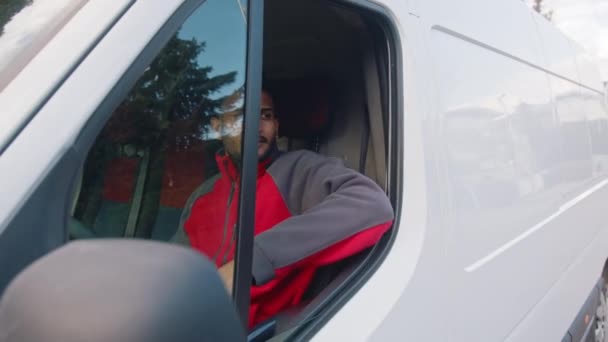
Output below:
[0,4,261,329]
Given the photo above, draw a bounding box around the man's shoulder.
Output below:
[273,149,343,169]
[188,173,222,201]
[176,173,221,234]
[267,150,349,188]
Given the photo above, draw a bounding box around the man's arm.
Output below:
[252,150,394,285]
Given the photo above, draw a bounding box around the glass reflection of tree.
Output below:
[115,35,237,150]
[77,35,238,237]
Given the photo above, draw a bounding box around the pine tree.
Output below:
[105,35,237,149]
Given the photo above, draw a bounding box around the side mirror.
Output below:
[0,239,245,342]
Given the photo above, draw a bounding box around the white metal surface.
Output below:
[1,0,607,341]
[0,0,133,152]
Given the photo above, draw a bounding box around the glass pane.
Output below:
[71,0,247,284]
[0,0,89,90]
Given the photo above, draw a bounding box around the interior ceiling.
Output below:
[263,0,366,80]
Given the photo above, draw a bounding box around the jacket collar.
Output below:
[215,145,280,182]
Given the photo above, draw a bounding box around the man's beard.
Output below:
[223,136,276,169]
[222,136,242,169]
[258,136,277,161]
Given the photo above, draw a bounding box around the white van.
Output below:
[0,0,607,341]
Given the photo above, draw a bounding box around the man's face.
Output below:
[258,90,279,160]
[220,90,279,163]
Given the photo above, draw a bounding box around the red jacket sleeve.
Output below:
[251,150,394,285]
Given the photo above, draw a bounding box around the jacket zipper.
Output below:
[214,181,235,265]
[222,223,237,265]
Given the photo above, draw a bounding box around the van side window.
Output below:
[70,0,247,263]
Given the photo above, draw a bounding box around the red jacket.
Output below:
[180,149,393,328]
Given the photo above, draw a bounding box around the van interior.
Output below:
[258,0,393,337]
[266,0,389,190]
[71,0,394,339]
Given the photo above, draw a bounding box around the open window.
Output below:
[255,1,399,339]
[265,1,392,191]
[68,0,399,340]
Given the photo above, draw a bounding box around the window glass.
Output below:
[71,0,247,271]
[0,0,88,91]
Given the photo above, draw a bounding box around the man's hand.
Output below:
[217,260,235,295]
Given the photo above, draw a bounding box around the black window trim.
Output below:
[233,0,264,328]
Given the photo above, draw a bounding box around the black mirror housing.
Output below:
[0,239,245,342]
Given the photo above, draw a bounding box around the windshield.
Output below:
[0,0,88,91]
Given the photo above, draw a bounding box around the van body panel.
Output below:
[315,0,608,341]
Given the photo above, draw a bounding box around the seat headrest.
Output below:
[270,77,330,140]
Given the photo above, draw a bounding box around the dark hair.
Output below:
[261,78,277,118]
[261,77,274,98]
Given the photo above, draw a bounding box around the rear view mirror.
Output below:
[0,239,245,342]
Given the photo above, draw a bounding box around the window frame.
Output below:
[233,0,265,328]
[52,0,398,336]
[285,0,403,339]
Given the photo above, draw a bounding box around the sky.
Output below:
[179,0,248,99]
[528,0,608,83]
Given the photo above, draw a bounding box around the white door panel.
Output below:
[0,0,134,152]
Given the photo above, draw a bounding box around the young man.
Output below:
[174,89,394,328]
